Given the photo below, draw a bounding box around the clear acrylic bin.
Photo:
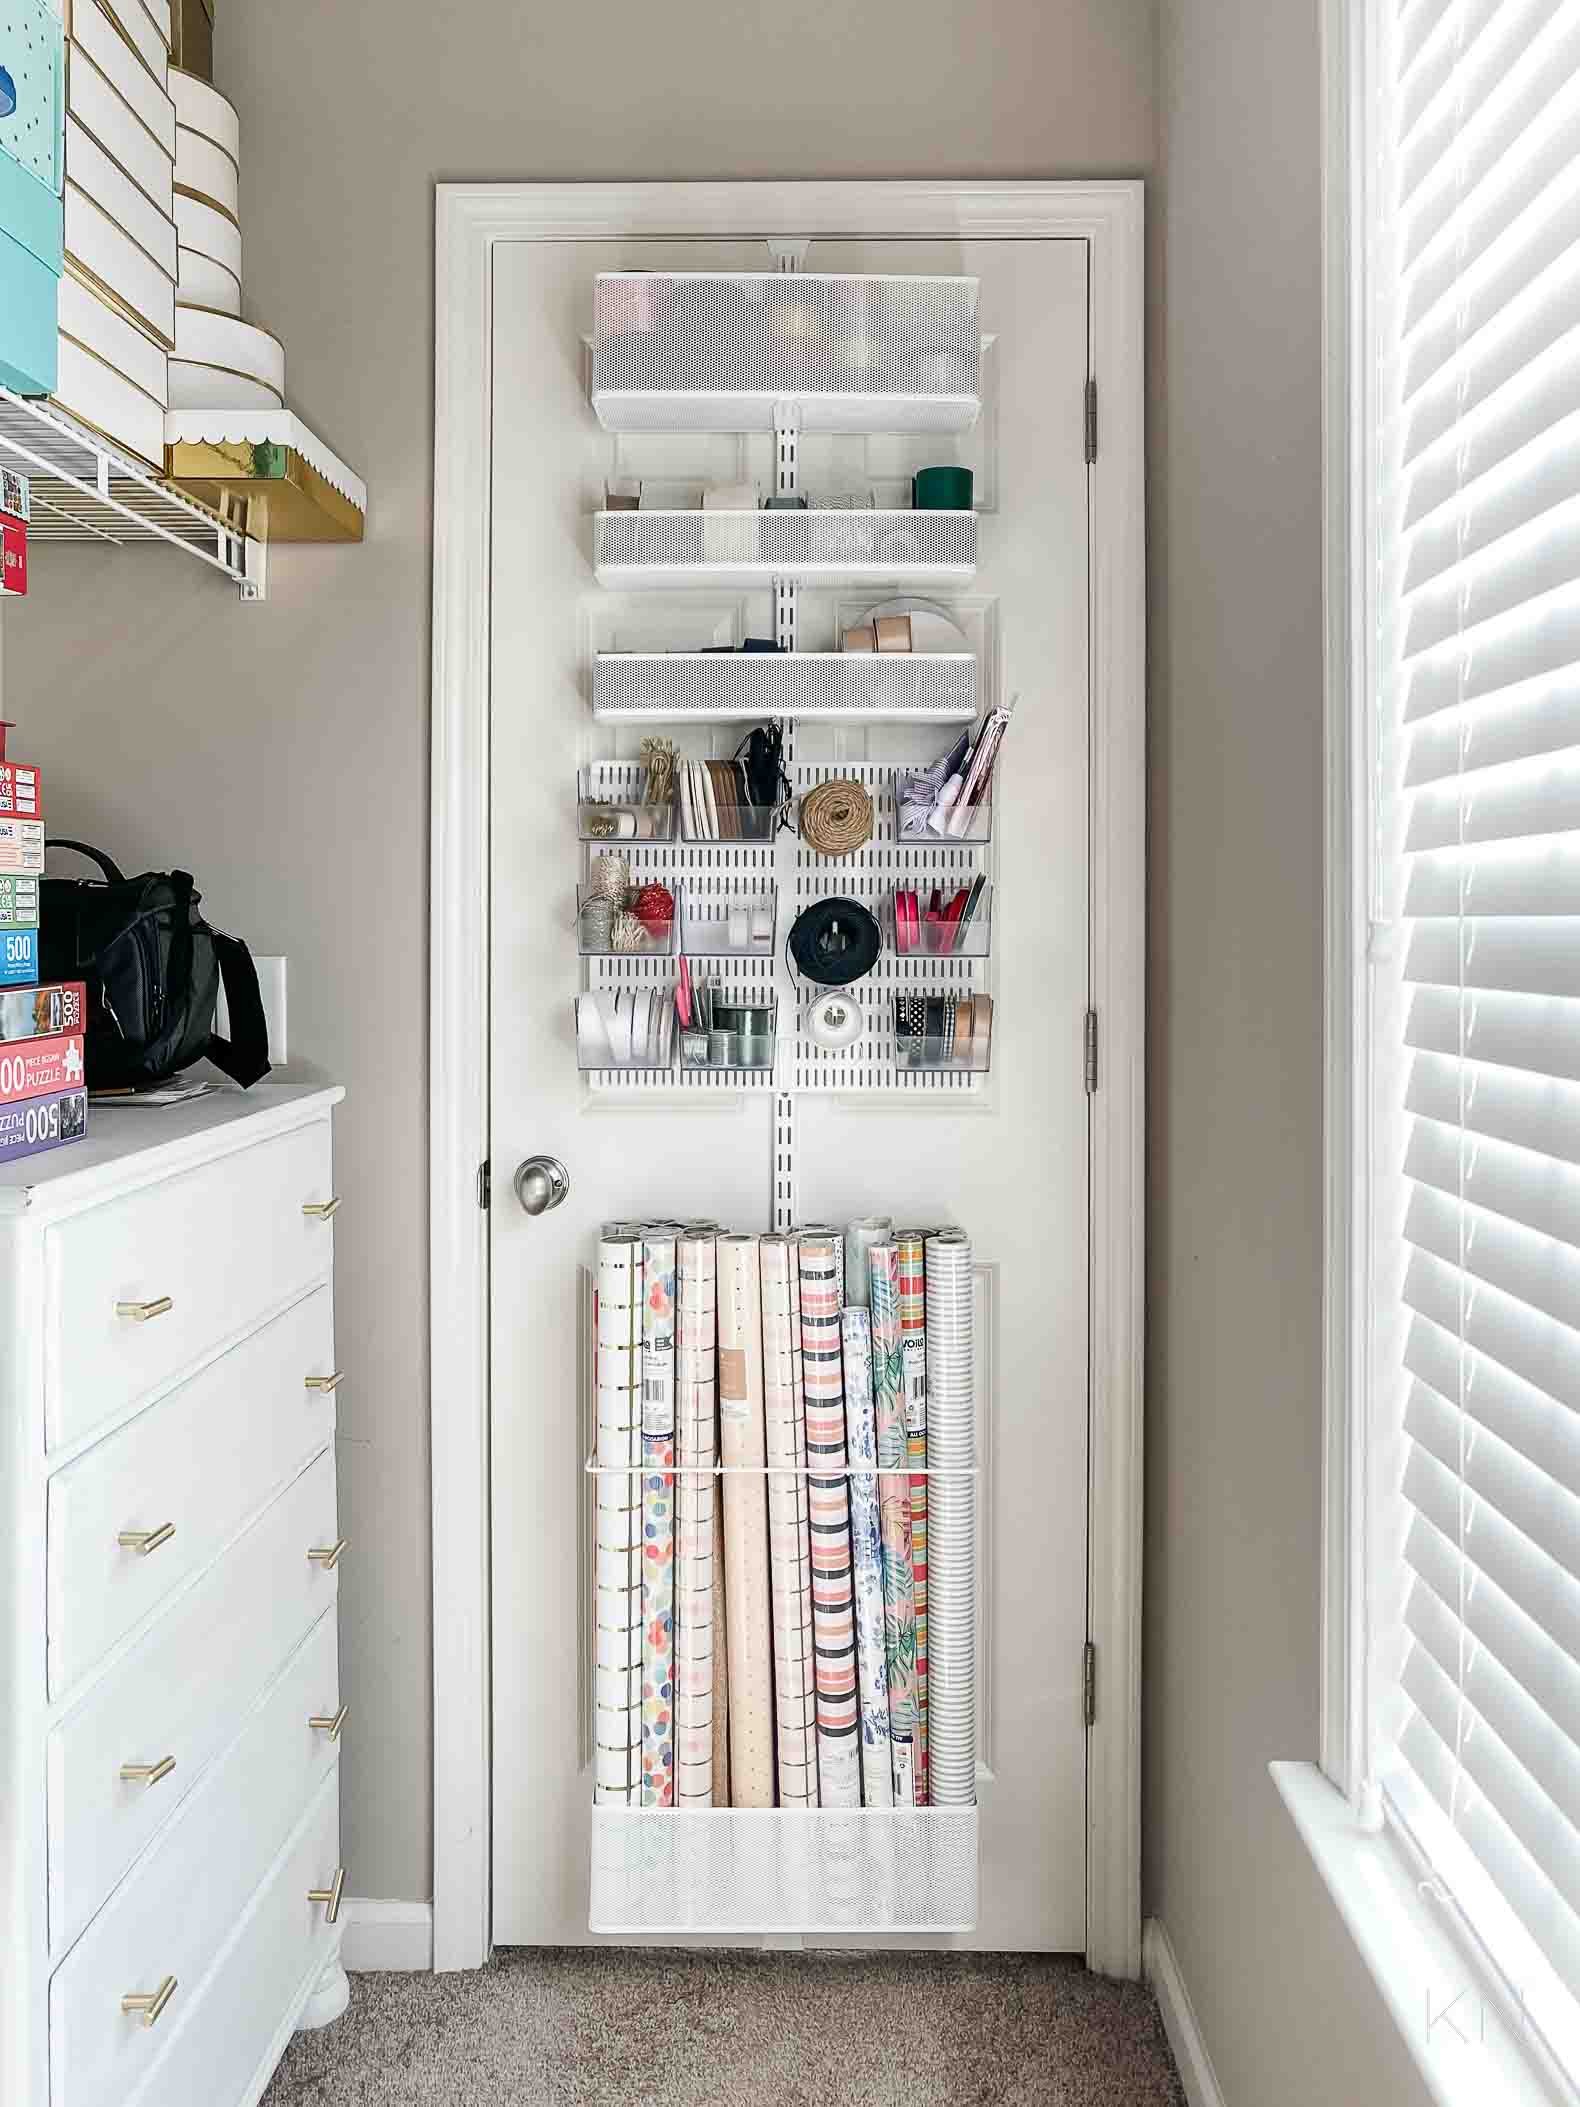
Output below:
[681,886,777,957]
[893,774,994,846]
[578,768,676,843]
[886,880,992,960]
[892,990,994,1073]
[677,993,778,1076]
[578,884,678,956]
[575,989,676,1071]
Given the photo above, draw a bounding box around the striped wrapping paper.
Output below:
[762,1236,818,1807]
[718,1234,775,1807]
[640,1231,677,1807]
[595,1230,644,1804]
[841,1305,893,1807]
[868,1242,918,1806]
[674,1233,717,1807]
[799,1235,861,1808]
[896,1230,928,1806]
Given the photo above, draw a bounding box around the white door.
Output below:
[489,231,1091,1950]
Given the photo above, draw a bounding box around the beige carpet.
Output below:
[263,1950,1186,2106]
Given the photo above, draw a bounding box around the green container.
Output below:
[912,465,974,511]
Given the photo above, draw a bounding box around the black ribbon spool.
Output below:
[789,897,882,986]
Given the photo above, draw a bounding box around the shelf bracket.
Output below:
[767,238,810,273]
[238,532,268,604]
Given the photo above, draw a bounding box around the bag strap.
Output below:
[207,932,272,1087]
[47,838,128,885]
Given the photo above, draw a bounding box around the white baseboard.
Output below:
[339,1899,434,1972]
[1144,1917,1228,2107]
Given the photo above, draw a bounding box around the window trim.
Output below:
[1309,4,1580,2102]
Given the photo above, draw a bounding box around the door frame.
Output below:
[429,179,1146,1975]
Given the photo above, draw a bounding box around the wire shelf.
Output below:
[594,509,977,590]
[593,653,978,723]
[0,388,261,592]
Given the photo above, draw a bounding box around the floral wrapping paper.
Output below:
[640,1233,677,1807]
[840,1304,894,1807]
[897,1231,929,1806]
[868,1242,918,1807]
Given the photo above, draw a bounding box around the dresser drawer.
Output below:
[44,1118,337,1451]
[48,1451,341,1956]
[48,1287,338,1698]
[110,1773,340,2107]
[49,1614,341,2107]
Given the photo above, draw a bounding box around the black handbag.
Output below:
[39,841,272,1089]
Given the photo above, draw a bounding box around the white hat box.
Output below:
[65,182,176,347]
[94,0,169,82]
[177,245,238,313]
[58,270,169,405]
[68,0,175,155]
[65,40,173,215]
[51,333,167,468]
[174,127,236,221]
[66,119,177,277]
[174,189,239,278]
[169,309,284,410]
[168,67,237,163]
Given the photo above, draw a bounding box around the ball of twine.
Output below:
[588,851,631,904]
[799,777,874,857]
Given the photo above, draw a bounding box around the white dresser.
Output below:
[0,1085,350,2107]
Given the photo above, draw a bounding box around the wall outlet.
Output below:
[216,954,287,1063]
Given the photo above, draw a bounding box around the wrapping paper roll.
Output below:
[640,1232,677,1806]
[925,1229,977,1807]
[897,1230,929,1805]
[799,1235,861,1808]
[595,1233,644,1803]
[675,1234,717,1807]
[762,1236,818,1807]
[718,1235,775,1807]
[868,1243,918,1806]
[841,1306,893,1806]
[711,1496,730,1806]
[845,1215,893,1308]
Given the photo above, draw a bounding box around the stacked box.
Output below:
[0,0,65,397]
[0,980,86,1165]
[1,467,26,597]
[0,724,44,988]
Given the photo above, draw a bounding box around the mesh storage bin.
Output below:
[594,509,977,589]
[592,653,978,723]
[589,1807,979,1934]
[592,273,981,433]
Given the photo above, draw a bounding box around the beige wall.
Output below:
[1147,0,1432,2101]
[6,0,1154,1907]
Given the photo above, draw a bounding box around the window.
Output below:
[1359,0,1580,2084]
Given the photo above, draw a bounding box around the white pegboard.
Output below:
[578,761,991,1100]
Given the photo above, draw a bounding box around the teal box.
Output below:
[0,223,58,395]
[0,0,65,395]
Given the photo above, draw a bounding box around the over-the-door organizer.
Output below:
[577,266,994,1934]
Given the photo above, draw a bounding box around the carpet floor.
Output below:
[262,1950,1187,2107]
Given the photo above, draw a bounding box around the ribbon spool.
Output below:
[799,777,874,857]
[789,897,882,986]
[806,988,865,1050]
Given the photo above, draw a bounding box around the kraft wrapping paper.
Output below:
[675,1234,717,1807]
[640,1232,677,1807]
[799,1234,861,1808]
[897,1230,929,1806]
[594,1233,643,1805]
[868,1243,918,1807]
[718,1234,775,1808]
[841,1305,893,1807]
[762,1236,818,1806]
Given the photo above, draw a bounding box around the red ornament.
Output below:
[631,883,675,934]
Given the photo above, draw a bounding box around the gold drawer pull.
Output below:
[117,1524,176,1557]
[305,1371,345,1394]
[115,1296,173,1323]
[307,1867,346,1923]
[309,1703,350,1742]
[121,1976,177,2028]
[307,1538,348,1570]
[302,1197,341,1221]
[119,1755,176,1788]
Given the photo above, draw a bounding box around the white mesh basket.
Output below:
[594,509,977,589]
[589,1806,979,1934]
[592,653,978,723]
[592,273,981,434]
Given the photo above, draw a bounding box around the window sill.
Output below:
[1271,1762,1570,2107]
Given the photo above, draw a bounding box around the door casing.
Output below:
[428,177,1146,1976]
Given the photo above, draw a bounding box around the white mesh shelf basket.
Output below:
[592,273,981,434]
[594,509,977,589]
[592,653,978,723]
[589,1806,979,1935]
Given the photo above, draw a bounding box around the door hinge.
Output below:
[478,1159,491,1209]
[1084,376,1098,464]
[1083,1639,1097,1727]
[1084,1008,1099,1094]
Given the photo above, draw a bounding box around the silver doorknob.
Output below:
[514,1155,570,1216]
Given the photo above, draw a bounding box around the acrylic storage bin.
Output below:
[894,774,994,846]
[577,768,676,843]
[575,989,676,1072]
[681,886,777,957]
[892,990,994,1073]
[677,993,777,1076]
[578,883,678,956]
[886,879,992,960]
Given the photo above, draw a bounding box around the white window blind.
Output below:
[1368,0,1580,2078]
